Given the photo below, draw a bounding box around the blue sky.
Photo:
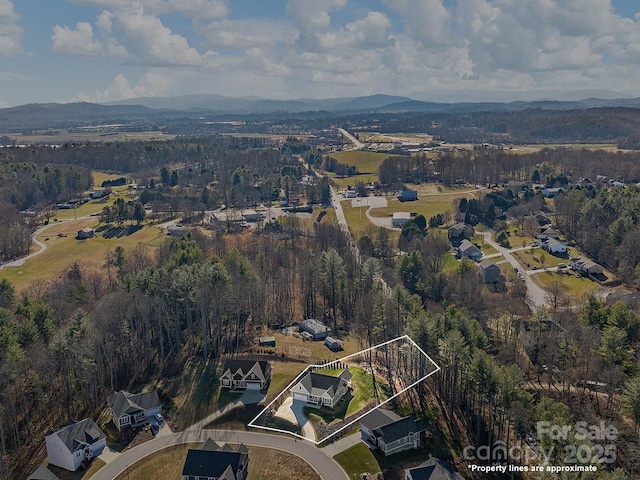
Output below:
[3,0,640,106]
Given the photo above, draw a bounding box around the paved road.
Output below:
[338,127,364,149]
[2,214,95,268]
[480,231,548,310]
[92,429,348,480]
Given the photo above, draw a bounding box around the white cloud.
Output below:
[200,18,297,49]
[52,21,126,57]
[113,4,203,66]
[0,0,22,57]
[385,0,453,46]
[69,0,228,18]
[73,72,170,103]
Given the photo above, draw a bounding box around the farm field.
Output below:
[0,219,165,292]
[3,131,174,144]
[368,197,453,222]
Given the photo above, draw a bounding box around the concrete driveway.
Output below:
[275,397,316,441]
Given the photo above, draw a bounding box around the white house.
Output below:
[569,257,604,275]
[542,237,568,254]
[45,419,106,472]
[107,390,162,431]
[220,359,271,391]
[291,369,352,409]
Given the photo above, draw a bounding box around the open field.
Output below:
[511,247,576,270]
[334,442,382,480]
[328,150,401,173]
[531,270,597,299]
[329,173,378,189]
[368,197,454,221]
[511,143,620,152]
[0,219,164,292]
[3,131,174,144]
[91,171,129,187]
[113,443,320,480]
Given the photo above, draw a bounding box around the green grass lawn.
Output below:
[328,151,401,174]
[334,442,382,480]
[0,220,164,292]
[368,197,454,222]
[511,247,576,270]
[329,173,379,189]
[531,270,597,299]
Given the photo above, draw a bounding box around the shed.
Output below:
[77,227,94,239]
[325,336,343,351]
[259,336,276,347]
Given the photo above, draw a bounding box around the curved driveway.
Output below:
[92,429,347,480]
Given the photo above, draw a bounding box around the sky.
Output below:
[3,0,640,106]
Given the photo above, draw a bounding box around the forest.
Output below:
[2,135,640,479]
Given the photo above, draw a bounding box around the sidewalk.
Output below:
[319,432,363,457]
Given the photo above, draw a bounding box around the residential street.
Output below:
[479,231,548,310]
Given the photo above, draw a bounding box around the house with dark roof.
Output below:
[107,390,162,432]
[457,239,482,260]
[182,438,249,480]
[44,419,106,472]
[220,359,271,391]
[360,409,429,456]
[447,223,473,243]
[404,458,465,480]
[605,290,640,306]
[26,465,60,480]
[291,369,352,408]
[299,318,330,340]
[478,259,501,283]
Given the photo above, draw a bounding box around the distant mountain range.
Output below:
[3,93,640,132]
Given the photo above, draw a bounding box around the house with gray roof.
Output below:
[542,237,567,254]
[26,465,59,480]
[569,257,604,275]
[291,369,352,409]
[299,318,330,340]
[220,359,271,391]
[44,419,106,472]
[360,408,429,456]
[182,438,249,480]
[457,239,482,260]
[404,458,465,480]
[478,259,501,283]
[107,390,162,431]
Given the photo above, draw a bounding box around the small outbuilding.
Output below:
[325,336,343,351]
[77,227,94,239]
[259,336,276,347]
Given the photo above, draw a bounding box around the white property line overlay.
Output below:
[247,334,441,444]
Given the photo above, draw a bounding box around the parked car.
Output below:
[154,413,164,424]
[558,263,567,269]
[150,421,159,435]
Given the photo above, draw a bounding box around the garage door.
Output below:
[293,392,308,402]
[246,382,261,390]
